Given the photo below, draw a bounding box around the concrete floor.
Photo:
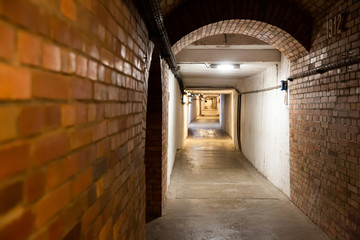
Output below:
[146,112,329,240]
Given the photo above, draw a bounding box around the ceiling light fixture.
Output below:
[209,63,240,71]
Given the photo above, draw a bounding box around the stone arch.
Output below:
[172,20,309,61]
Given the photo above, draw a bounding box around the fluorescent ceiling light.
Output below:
[209,63,240,71]
[217,64,234,71]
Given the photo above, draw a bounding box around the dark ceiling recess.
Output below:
[134,0,185,94]
[163,0,313,51]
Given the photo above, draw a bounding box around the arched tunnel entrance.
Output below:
[144,19,328,239]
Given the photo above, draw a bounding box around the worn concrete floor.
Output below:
[146,111,329,240]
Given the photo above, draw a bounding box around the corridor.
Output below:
[146,116,329,240]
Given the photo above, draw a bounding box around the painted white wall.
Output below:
[219,91,239,150]
[183,95,189,141]
[168,71,187,187]
[188,96,198,123]
[196,97,201,117]
[220,94,232,138]
[205,99,213,109]
[200,99,205,115]
[236,54,290,196]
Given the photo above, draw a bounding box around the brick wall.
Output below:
[289,1,360,239]
[172,20,308,61]
[0,0,150,239]
[165,0,314,53]
[161,60,170,211]
[145,49,164,222]
[144,50,170,222]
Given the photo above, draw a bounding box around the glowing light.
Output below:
[216,64,234,71]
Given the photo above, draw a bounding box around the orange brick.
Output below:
[108,86,119,101]
[61,104,76,126]
[18,31,41,66]
[33,132,69,165]
[88,60,97,81]
[63,156,78,180]
[99,217,112,240]
[94,83,108,100]
[61,0,77,21]
[46,160,64,190]
[61,49,76,73]
[0,142,30,181]
[0,63,31,99]
[0,21,15,60]
[72,168,93,196]
[100,48,114,67]
[63,222,81,240]
[42,43,61,71]
[19,105,61,137]
[72,77,92,99]
[0,106,18,142]
[49,215,64,240]
[96,139,108,158]
[88,104,97,122]
[70,146,96,171]
[76,103,88,123]
[70,127,92,149]
[0,210,34,240]
[32,70,70,100]
[81,201,100,231]
[0,180,23,215]
[115,57,123,72]
[93,122,107,142]
[76,55,87,77]
[26,169,46,203]
[31,230,48,240]
[1,0,50,36]
[35,182,71,227]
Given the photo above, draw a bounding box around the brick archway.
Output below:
[172,20,309,61]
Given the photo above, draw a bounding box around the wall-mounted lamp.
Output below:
[280,80,288,91]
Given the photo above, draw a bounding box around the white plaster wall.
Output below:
[168,71,185,187]
[196,97,201,117]
[220,94,232,138]
[236,54,290,196]
[232,91,239,150]
[219,91,239,150]
[205,99,213,109]
[183,95,189,141]
[188,97,198,123]
[200,100,205,115]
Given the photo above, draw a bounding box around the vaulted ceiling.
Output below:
[136,0,338,89]
[160,0,337,19]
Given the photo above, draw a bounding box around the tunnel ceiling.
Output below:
[156,0,336,89]
[161,0,337,50]
[136,0,337,89]
[159,0,337,19]
[176,34,281,88]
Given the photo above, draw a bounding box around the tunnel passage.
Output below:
[0,0,358,240]
[146,105,328,240]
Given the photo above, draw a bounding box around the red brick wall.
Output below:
[0,0,150,239]
[172,19,309,62]
[289,1,360,239]
[145,49,164,222]
[161,60,170,212]
[144,50,170,222]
